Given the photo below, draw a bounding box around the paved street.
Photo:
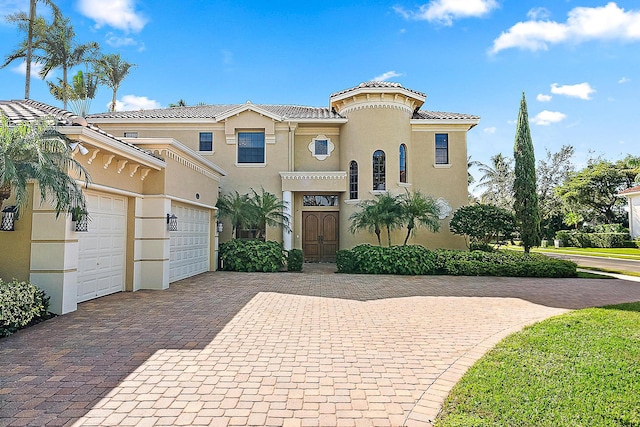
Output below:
[541,251,640,273]
[2,266,640,427]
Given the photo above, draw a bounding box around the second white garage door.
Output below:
[77,192,126,303]
[169,205,210,282]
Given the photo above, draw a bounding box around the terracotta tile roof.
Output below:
[412,110,480,120]
[0,99,162,160]
[619,184,640,195]
[87,104,345,120]
[330,81,426,98]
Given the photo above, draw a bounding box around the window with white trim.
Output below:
[399,144,407,183]
[349,161,358,199]
[199,132,213,152]
[373,150,386,190]
[435,134,449,165]
[238,132,265,163]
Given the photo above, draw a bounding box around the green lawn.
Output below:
[536,246,640,260]
[435,302,640,427]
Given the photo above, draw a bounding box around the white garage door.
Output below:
[169,205,210,282]
[77,192,126,303]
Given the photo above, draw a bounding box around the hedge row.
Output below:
[336,244,436,275]
[1,279,51,337]
[555,231,629,248]
[337,244,576,278]
[219,240,303,272]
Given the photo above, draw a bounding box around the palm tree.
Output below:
[32,14,100,110]
[216,190,251,238]
[247,188,291,240]
[93,53,136,112]
[0,115,90,216]
[1,0,61,99]
[349,193,402,247]
[399,189,441,245]
[476,153,514,211]
[48,70,98,116]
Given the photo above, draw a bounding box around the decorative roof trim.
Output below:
[330,81,426,106]
[279,171,347,180]
[215,102,284,122]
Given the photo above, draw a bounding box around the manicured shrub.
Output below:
[433,249,577,278]
[337,244,436,275]
[0,279,50,337]
[219,239,285,272]
[287,249,303,272]
[555,231,629,248]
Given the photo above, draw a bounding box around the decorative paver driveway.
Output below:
[2,267,640,427]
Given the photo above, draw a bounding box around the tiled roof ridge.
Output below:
[0,99,163,160]
[330,81,427,98]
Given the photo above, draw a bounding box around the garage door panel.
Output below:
[77,192,126,303]
[169,205,210,283]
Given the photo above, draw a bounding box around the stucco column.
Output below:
[283,190,293,250]
[132,196,171,290]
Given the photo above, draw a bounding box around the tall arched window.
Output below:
[399,144,407,183]
[349,161,358,199]
[373,150,386,190]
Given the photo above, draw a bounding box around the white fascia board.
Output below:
[330,87,426,104]
[127,137,228,177]
[88,118,217,125]
[62,126,165,170]
[410,118,480,130]
[215,104,283,122]
[289,118,348,124]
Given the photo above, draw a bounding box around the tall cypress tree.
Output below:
[513,92,541,253]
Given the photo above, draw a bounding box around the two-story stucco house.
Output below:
[88,81,480,261]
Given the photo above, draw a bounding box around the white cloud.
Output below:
[527,7,550,20]
[114,95,160,111]
[618,76,630,83]
[483,127,497,134]
[11,61,44,77]
[394,0,498,26]
[77,0,147,32]
[531,110,567,126]
[536,93,552,102]
[550,82,595,100]
[491,2,640,54]
[105,33,145,52]
[373,71,403,81]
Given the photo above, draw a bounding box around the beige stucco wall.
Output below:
[0,185,34,282]
[294,127,342,172]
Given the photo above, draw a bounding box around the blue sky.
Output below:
[1,0,639,182]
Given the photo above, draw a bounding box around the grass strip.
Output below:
[435,302,640,427]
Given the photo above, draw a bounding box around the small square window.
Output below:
[315,140,328,156]
[124,132,138,138]
[199,132,213,152]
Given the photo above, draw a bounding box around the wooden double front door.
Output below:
[303,211,338,262]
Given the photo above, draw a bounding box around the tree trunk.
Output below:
[25,0,36,99]
[0,184,12,208]
[110,90,117,112]
[387,227,392,247]
[403,226,412,246]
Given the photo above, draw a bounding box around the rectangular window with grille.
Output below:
[238,132,265,163]
[199,132,213,152]
[435,134,449,164]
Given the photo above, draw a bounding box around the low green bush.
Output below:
[555,230,629,248]
[219,239,285,272]
[1,279,50,337]
[337,244,436,275]
[433,249,577,278]
[287,249,303,272]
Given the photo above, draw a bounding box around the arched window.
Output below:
[372,150,386,190]
[349,161,358,199]
[399,144,407,183]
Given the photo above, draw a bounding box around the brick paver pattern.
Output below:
[2,266,640,426]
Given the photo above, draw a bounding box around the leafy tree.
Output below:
[513,92,540,253]
[93,53,135,112]
[450,204,515,249]
[169,99,187,107]
[247,187,291,240]
[1,0,61,99]
[563,211,583,230]
[556,159,630,224]
[398,189,440,245]
[32,14,100,110]
[0,115,89,216]
[536,145,575,238]
[476,153,514,210]
[349,192,402,247]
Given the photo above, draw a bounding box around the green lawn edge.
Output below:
[435,302,640,427]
